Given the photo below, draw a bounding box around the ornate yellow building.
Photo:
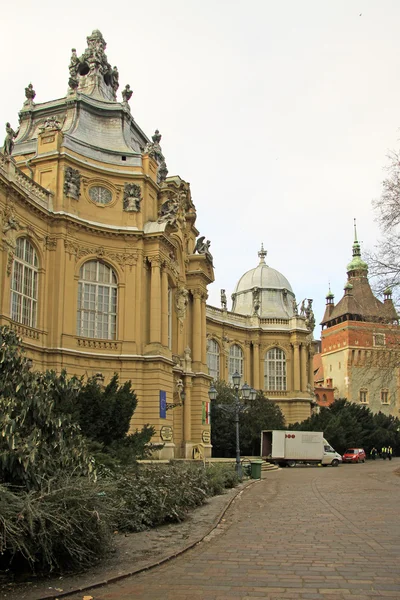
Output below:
[0,30,314,459]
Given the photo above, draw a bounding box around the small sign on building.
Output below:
[160,390,167,419]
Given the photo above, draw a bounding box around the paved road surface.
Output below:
[68,460,400,600]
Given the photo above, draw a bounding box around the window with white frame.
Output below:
[77,260,117,339]
[207,339,220,380]
[228,344,243,382]
[359,389,368,404]
[381,389,389,404]
[264,347,287,391]
[10,238,39,328]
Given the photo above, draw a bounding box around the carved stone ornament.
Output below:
[64,167,81,200]
[123,183,141,212]
[143,130,169,184]
[122,84,133,104]
[1,205,20,275]
[175,287,189,330]
[3,123,18,156]
[292,298,298,316]
[305,298,315,332]
[68,30,117,99]
[221,289,227,310]
[39,115,62,132]
[193,236,213,265]
[252,287,260,315]
[24,83,36,107]
[64,239,137,271]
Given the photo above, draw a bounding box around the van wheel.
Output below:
[287,460,296,468]
[331,459,339,467]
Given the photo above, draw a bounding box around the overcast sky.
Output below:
[2,0,400,334]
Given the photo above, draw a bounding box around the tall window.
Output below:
[207,339,220,380]
[359,389,368,404]
[264,347,286,391]
[381,389,389,404]
[229,344,243,382]
[11,238,39,328]
[77,261,117,339]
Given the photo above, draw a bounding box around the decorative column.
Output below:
[244,342,251,384]
[201,293,207,365]
[293,342,300,391]
[253,342,260,389]
[183,375,192,443]
[161,266,169,347]
[301,344,307,392]
[308,346,314,391]
[192,290,202,363]
[149,257,161,344]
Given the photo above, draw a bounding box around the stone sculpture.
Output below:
[24,83,36,106]
[194,236,213,265]
[252,287,260,315]
[40,115,62,132]
[123,183,141,212]
[122,84,133,103]
[292,298,298,316]
[3,123,17,156]
[175,288,189,330]
[64,167,81,199]
[144,130,169,184]
[221,289,227,310]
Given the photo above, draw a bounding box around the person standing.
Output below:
[381,446,387,460]
[387,446,393,461]
[370,447,377,460]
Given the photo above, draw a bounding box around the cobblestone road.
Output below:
[69,460,400,600]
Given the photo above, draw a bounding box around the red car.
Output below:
[342,448,366,463]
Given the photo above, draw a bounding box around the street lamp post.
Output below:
[209,372,256,477]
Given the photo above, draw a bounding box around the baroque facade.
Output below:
[318,225,400,417]
[0,31,315,459]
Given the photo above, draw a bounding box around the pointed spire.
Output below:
[347,219,368,274]
[258,243,267,264]
[326,282,334,302]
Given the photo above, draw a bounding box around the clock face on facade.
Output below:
[89,186,112,205]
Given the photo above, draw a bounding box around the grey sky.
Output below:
[2,0,399,331]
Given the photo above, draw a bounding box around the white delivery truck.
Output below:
[260,430,342,467]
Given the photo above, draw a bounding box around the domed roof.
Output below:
[231,245,296,318]
[234,246,293,294]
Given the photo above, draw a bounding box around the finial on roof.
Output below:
[258,243,267,264]
[354,217,358,242]
[326,282,334,300]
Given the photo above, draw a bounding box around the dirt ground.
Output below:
[0,482,251,600]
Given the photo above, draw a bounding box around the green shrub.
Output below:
[0,477,117,574]
[205,463,240,496]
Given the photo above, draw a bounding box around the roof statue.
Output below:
[67,30,119,100]
[144,130,169,184]
[194,236,213,265]
[24,83,36,107]
[122,84,133,105]
[3,123,17,156]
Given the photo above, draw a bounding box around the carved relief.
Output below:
[44,236,58,251]
[1,204,20,275]
[123,183,141,212]
[64,239,137,270]
[39,115,62,132]
[64,167,81,200]
[175,287,189,331]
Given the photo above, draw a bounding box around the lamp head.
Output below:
[232,371,241,389]
[208,384,218,401]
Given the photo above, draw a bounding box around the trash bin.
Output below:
[250,459,263,479]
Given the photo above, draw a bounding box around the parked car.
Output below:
[342,448,366,463]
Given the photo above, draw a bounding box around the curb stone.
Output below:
[38,478,261,600]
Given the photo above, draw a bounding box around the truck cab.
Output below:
[321,442,342,467]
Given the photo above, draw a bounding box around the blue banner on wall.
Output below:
[160,390,167,419]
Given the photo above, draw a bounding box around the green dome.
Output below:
[347,256,368,272]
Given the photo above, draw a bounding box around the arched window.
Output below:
[207,339,220,380]
[264,347,286,391]
[322,394,327,403]
[77,260,117,339]
[11,237,39,328]
[229,344,243,383]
